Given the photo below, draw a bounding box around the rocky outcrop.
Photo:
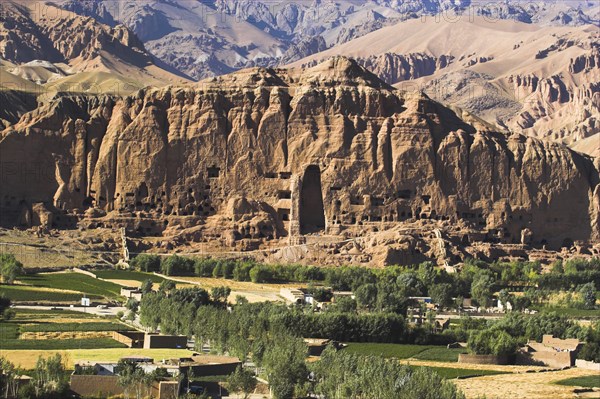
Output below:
[1,58,598,254]
[0,1,151,66]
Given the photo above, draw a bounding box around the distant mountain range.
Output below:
[57,0,599,80]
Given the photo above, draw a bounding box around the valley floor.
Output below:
[454,367,600,399]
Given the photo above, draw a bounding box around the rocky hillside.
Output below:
[0,0,189,95]
[1,58,598,264]
[291,17,599,152]
[57,0,599,80]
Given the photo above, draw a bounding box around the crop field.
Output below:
[555,375,600,388]
[1,348,194,369]
[0,309,128,352]
[93,270,167,283]
[424,366,507,379]
[20,322,127,333]
[18,272,122,298]
[0,285,102,302]
[344,343,466,362]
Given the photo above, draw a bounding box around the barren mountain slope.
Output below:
[291,17,599,150]
[57,0,599,80]
[0,0,190,93]
[1,58,598,267]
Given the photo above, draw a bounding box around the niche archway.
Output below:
[300,165,325,234]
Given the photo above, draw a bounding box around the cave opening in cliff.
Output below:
[300,165,326,234]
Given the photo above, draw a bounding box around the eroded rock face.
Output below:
[1,58,598,253]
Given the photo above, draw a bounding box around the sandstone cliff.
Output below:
[1,58,598,261]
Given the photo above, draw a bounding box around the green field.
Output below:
[345,343,464,362]
[413,347,467,362]
[423,366,508,379]
[345,343,434,359]
[18,272,122,298]
[0,309,127,351]
[93,270,167,283]
[21,322,128,333]
[0,285,103,302]
[0,337,127,350]
[555,375,600,388]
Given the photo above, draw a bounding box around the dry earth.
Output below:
[453,367,600,399]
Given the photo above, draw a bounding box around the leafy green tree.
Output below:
[31,354,68,398]
[429,283,453,310]
[227,366,257,399]
[0,356,22,398]
[161,255,193,276]
[130,254,161,272]
[249,265,272,283]
[263,334,308,399]
[329,296,357,313]
[355,283,377,309]
[116,359,152,399]
[468,329,517,356]
[0,294,13,321]
[0,254,23,284]
[471,270,495,308]
[194,258,217,277]
[579,283,597,309]
[211,286,232,304]
[126,298,140,312]
[140,279,154,294]
[312,346,465,399]
[158,279,176,293]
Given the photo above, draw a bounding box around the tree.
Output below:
[468,329,518,356]
[126,298,140,312]
[127,310,137,322]
[159,279,176,293]
[227,366,257,399]
[429,283,453,310]
[0,357,21,398]
[211,286,232,304]
[31,354,68,398]
[116,359,152,399]
[0,294,12,321]
[0,254,23,285]
[579,283,597,309]
[471,270,495,308]
[140,279,154,294]
[312,346,466,399]
[263,334,308,399]
[161,255,193,276]
[498,289,514,312]
[130,254,161,272]
[355,283,377,309]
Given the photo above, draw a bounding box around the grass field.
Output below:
[0,309,127,352]
[424,366,508,379]
[413,347,467,362]
[345,343,433,359]
[1,348,194,369]
[21,322,127,333]
[18,272,122,298]
[93,270,167,284]
[555,375,600,388]
[0,337,127,350]
[345,343,465,362]
[0,285,103,302]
